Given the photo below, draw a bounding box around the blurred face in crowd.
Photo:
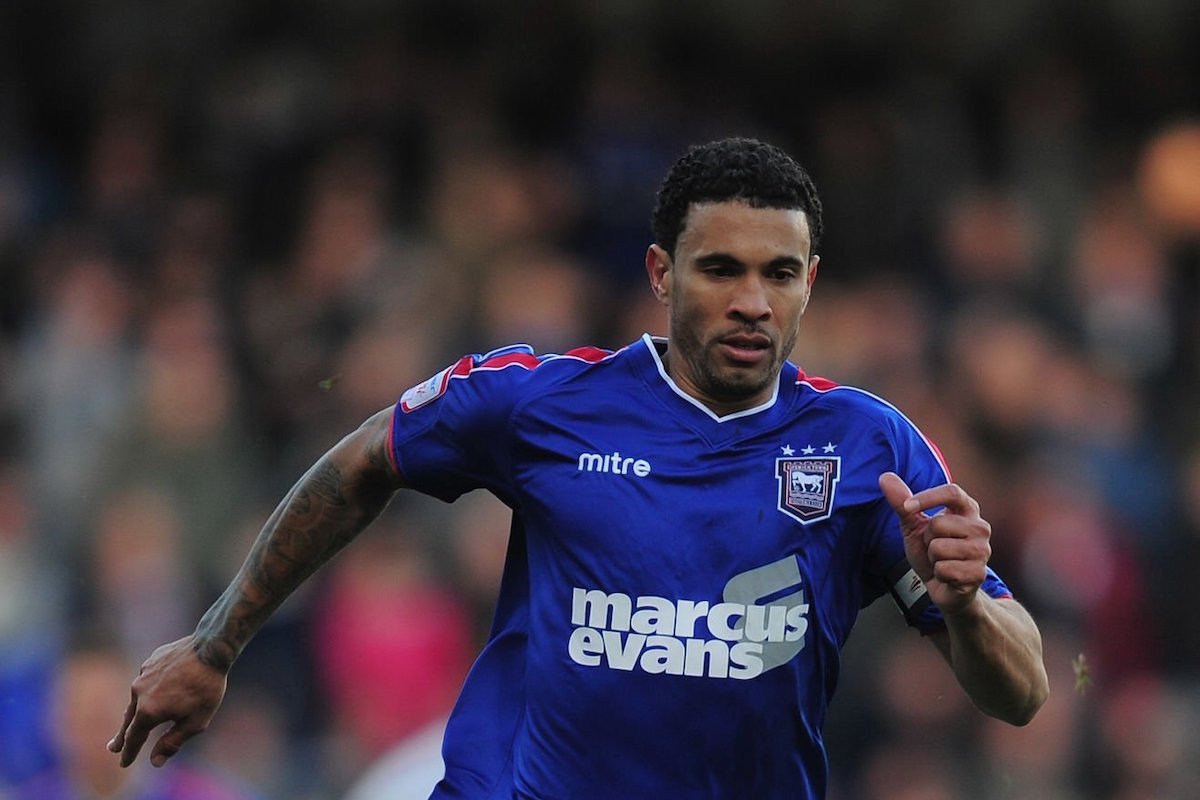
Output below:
[646,201,819,414]
[57,650,139,794]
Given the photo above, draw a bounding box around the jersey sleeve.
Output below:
[860,406,1014,634]
[389,344,543,504]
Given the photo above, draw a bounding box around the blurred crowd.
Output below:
[2,1,1200,798]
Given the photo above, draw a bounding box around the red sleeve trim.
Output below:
[563,346,612,362]
[794,370,840,392]
[385,406,403,479]
[922,435,953,482]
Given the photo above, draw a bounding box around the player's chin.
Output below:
[711,366,776,401]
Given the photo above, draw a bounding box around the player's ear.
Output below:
[646,244,672,305]
[801,255,820,313]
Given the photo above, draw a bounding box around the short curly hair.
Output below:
[652,137,823,259]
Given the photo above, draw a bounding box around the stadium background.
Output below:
[2,1,1200,797]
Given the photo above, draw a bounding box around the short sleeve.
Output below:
[860,404,1014,633]
[390,345,542,504]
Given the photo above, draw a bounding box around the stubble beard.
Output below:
[669,317,800,408]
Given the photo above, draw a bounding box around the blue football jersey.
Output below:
[390,335,1012,800]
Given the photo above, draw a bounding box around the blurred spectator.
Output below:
[824,603,973,797]
[976,624,1088,800]
[192,686,299,800]
[341,717,447,800]
[427,142,566,264]
[569,50,688,289]
[309,524,474,793]
[942,299,1062,467]
[935,186,1044,303]
[854,742,966,800]
[790,272,933,388]
[16,236,139,551]
[610,281,668,346]
[1005,461,1160,686]
[103,297,257,588]
[1137,121,1200,239]
[198,506,328,789]
[80,484,201,660]
[0,463,62,655]
[81,104,168,266]
[810,97,906,280]
[1091,673,1200,800]
[478,244,600,352]
[0,463,64,786]
[1068,183,1174,382]
[1162,444,1200,671]
[444,490,515,646]
[236,140,466,475]
[4,634,262,800]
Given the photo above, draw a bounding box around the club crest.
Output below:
[776,457,841,524]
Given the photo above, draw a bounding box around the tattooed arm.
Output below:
[108,407,404,768]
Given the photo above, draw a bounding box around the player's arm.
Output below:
[924,595,1045,725]
[879,472,1048,726]
[108,407,405,768]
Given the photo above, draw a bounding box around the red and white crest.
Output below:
[399,362,457,413]
[776,457,841,524]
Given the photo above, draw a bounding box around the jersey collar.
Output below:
[640,333,787,423]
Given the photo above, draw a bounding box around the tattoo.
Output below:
[366,427,396,476]
[194,412,399,672]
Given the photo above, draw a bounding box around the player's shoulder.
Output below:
[512,344,634,401]
[789,367,949,476]
[789,369,944,462]
[791,369,905,421]
[474,342,622,383]
[403,345,624,417]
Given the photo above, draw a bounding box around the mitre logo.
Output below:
[576,451,651,477]
[776,456,841,524]
[566,556,810,680]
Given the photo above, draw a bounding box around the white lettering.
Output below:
[675,600,709,637]
[684,637,731,678]
[640,636,685,675]
[572,588,632,630]
[631,596,675,635]
[577,453,605,472]
[603,630,645,670]
[566,580,809,681]
[729,642,765,680]
[743,604,789,643]
[785,604,810,641]
[575,452,652,478]
[707,602,745,641]
[568,627,604,666]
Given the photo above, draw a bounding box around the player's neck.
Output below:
[658,344,779,417]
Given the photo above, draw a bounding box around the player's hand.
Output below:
[107,635,228,768]
[878,472,991,616]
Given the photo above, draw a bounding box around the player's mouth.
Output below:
[717,332,773,364]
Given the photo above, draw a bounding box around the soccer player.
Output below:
[108,137,1048,798]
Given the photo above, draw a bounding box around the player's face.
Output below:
[646,201,819,414]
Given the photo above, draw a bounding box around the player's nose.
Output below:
[728,275,771,321]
